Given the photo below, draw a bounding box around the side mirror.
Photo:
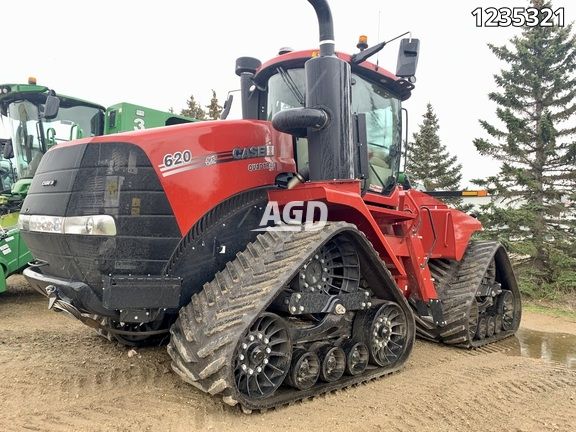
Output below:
[220,93,234,120]
[1,138,14,159]
[235,56,262,120]
[43,93,60,120]
[396,38,420,81]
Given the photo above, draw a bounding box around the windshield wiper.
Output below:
[277,67,305,106]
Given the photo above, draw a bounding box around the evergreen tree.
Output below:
[180,95,206,120]
[206,90,223,120]
[406,103,463,191]
[473,0,576,296]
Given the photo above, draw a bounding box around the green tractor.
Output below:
[0,79,194,292]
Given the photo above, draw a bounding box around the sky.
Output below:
[1,0,573,186]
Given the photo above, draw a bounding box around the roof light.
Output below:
[28,76,37,85]
[357,35,368,51]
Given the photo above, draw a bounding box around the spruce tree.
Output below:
[180,95,206,120]
[473,0,576,296]
[406,103,463,191]
[206,90,223,120]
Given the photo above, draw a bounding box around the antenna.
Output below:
[376,10,381,70]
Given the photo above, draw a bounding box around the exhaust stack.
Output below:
[307,0,335,57]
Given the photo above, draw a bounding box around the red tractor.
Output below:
[20,0,520,412]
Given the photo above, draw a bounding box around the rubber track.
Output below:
[167,221,414,412]
[414,241,519,348]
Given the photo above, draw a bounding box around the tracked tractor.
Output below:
[19,0,521,412]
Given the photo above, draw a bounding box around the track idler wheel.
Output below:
[355,302,408,367]
[233,313,292,399]
[318,346,346,382]
[343,341,369,376]
[287,350,320,390]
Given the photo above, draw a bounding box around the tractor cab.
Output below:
[0,81,105,193]
[236,42,417,195]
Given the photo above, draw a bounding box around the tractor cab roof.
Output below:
[255,50,414,101]
[0,83,105,116]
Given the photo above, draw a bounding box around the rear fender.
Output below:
[403,189,482,261]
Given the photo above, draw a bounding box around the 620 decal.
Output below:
[162,150,192,168]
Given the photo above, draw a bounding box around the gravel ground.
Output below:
[1,275,575,432]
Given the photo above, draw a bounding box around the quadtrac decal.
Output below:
[158,145,276,178]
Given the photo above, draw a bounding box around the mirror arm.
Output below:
[350,41,386,65]
[36,111,48,153]
[401,107,409,169]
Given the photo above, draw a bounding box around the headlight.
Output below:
[18,214,30,230]
[64,215,117,235]
[29,215,64,233]
[18,214,116,236]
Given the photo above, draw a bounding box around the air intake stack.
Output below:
[273,0,354,181]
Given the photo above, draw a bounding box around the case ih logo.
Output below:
[253,201,328,232]
[232,145,274,159]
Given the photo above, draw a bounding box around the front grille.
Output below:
[21,142,181,290]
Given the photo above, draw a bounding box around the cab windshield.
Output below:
[267,68,401,192]
[6,99,103,179]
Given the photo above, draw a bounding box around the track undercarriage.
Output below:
[414,241,522,348]
[167,222,415,412]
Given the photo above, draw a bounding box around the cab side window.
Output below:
[351,76,400,192]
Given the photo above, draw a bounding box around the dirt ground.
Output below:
[1,275,575,432]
